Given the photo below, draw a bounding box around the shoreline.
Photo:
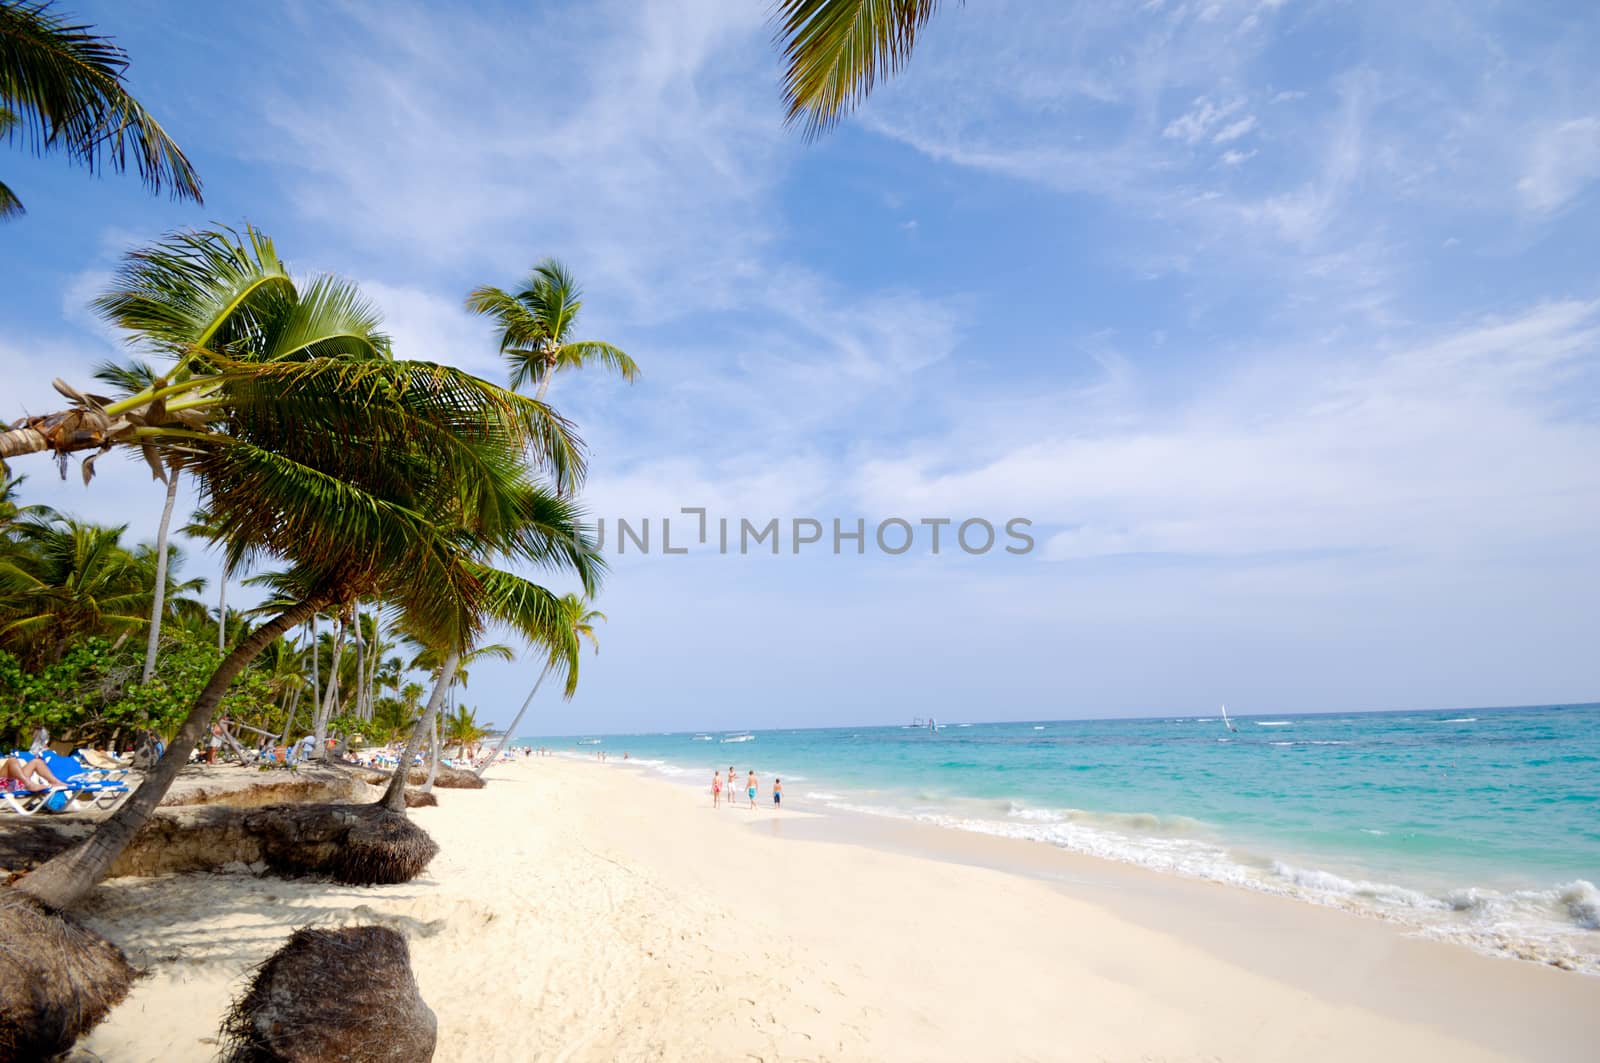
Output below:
[78,757,1598,1061]
[583,717,1600,977]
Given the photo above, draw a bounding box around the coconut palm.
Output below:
[772,0,944,139]
[379,481,601,812]
[476,594,604,776]
[11,229,593,911]
[464,259,638,403]
[0,515,150,666]
[444,704,491,759]
[0,0,202,217]
[90,358,184,682]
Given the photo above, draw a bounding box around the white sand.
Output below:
[78,758,1598,1061]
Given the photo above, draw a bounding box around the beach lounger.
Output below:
[0,779,61,814]
[33,752,134,810]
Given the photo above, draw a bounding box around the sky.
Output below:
[3,0,1598,734]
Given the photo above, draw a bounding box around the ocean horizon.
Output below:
[526,700,1600,973]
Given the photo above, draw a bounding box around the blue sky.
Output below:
[4,0,1598,734]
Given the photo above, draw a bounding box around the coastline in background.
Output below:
[527,702,1600,973]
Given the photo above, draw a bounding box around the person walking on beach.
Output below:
[712,771,722,807]
[726,767,736,809]
[746,769,757,809]
[773,777,782,809]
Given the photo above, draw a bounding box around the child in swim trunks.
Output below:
[746,769,757,809]
[773,778,782,808]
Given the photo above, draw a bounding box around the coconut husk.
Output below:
[0,891,137,1061]
[220,925,436,1063]
[402,791,437,809]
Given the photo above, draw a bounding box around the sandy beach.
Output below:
[75,757,1599,1062]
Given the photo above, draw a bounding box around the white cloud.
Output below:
[1212,115,1258,143]
[1517,117,1600,215]
[846,300,1600,565]
[1164,97,1246,144]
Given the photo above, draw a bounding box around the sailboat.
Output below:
[1220,704,1239,733]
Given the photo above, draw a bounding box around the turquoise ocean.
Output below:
[527,703,1599,972]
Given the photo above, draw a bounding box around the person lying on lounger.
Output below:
[0,755,67,791]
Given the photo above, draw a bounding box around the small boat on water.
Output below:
[577,738,602,746]
[721,733,754,743]
[1220,704,1238,734]
[692,734,714,741]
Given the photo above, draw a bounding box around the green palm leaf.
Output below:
[773,0,944,140]
[0,0,202,209]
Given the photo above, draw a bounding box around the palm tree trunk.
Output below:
[379,650,458,811]
[277,684,301,746]
[475,663,549,777]
[353,611,366,720]
[217,570,227,653]
[365,608,382,721]
[17,600,317,910]
[422,715,440,794]
[311,619,345,760]
[309,614,319,723]
[140,467,181,683]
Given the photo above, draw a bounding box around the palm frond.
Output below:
[92,226,292,356]
[0,0,202,201]
[556,341,640,383]
[773,0,944,140]
[0,176,21,217]
[90,356,159,395]
[253,273,390,362]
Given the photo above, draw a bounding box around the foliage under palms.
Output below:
[772,0,945,140]
[465,259,638,402]
[0,0,202,217]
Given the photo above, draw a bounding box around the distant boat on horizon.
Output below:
[1220,704,1239,733]
[577,737,602,745]
[721,733,754,743]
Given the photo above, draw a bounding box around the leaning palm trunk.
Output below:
[217,572,227,653]
[379,651,459,812]
[475,664,549,777]
[140,467,181,683]
[16,601,317,910]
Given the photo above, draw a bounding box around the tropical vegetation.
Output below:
[5,225,601,911]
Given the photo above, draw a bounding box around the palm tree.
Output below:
[444,704,491,759]
[476,594,603,776]
[90,358,183,683]
[465,259,638,403]
[0,515,150,667]
[772,0,944,139]
[11,228,592,911]
[178,506,235,656]
[379,481,601,812]
[0,0,202,217]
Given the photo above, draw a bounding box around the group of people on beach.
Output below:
[712,765,781,809]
